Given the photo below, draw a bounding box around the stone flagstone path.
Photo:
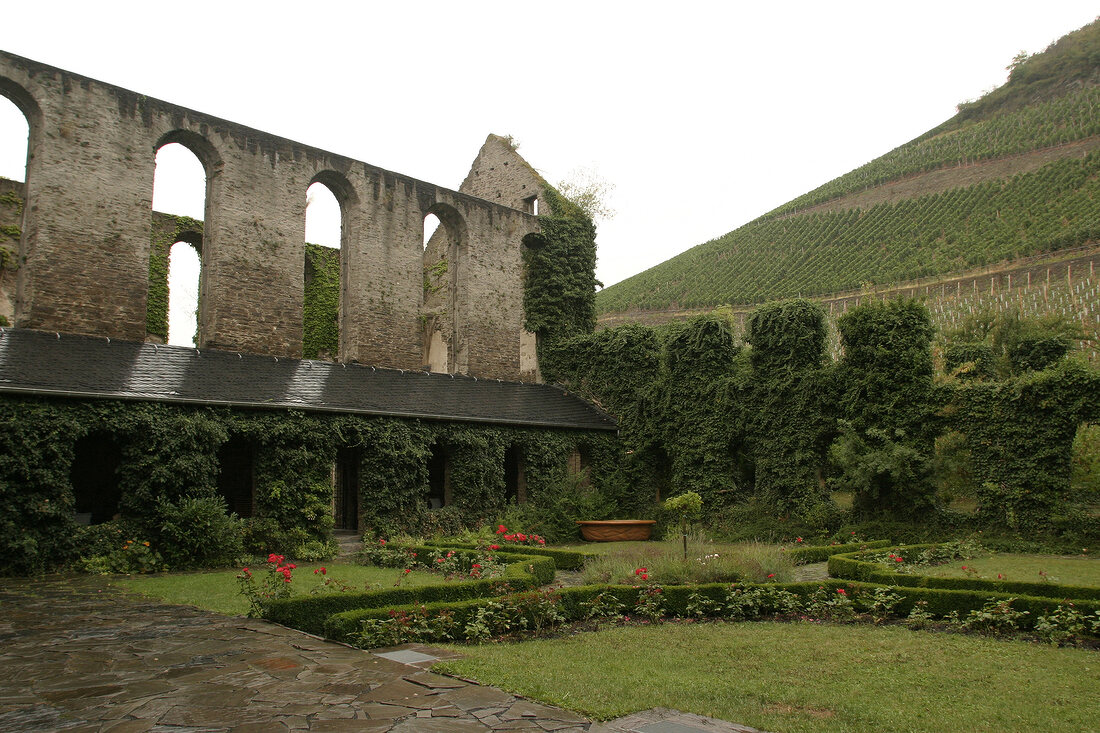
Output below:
[0,577,765,733]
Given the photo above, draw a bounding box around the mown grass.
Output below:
[435,622,1100,733]
[911,552,1099,587]
[110,562,440,615]
[572,539,794,584]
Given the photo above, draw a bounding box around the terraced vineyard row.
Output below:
[596,152,1100,314]
[767,86,1100,218]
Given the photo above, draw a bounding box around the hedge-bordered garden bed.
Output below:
[827,543,1100,601]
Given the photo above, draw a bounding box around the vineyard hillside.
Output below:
[596,18,1100,326]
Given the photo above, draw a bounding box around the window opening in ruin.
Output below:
[427,442,450,509]
[505,444,526,504]
[167,241,200,346]
[153,143,206,346]
[216,436,255,518]
[423,213,441,252]
[70,432,123,525]
[422,205,467,374]
[304,180,343,360]
[334,447,361,531]
[523,195,538,216]
[0,94,28,182]
[305,182,341,249]
[0,95,28,327]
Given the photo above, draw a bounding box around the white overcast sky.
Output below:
[1,1,1097,290]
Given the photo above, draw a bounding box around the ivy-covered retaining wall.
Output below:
[0,396,618,575]
[541,295,1100,538]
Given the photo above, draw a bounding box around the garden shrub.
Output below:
[156,495,244,569]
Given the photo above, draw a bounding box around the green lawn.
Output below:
[110,562,440,615]
[435,622,1100,733]
[571,539,794,584]
[910,552,1099,587]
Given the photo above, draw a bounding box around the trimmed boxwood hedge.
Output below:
[324,578,1100,644]
[827,544,1100,601]
[785,539,892,564]
[263,547,554,635]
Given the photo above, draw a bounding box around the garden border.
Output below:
[827,543,1100,600]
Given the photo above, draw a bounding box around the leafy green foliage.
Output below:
[303,243,339,359]
[943,305,1084,378]
[523,186,598,338]
[745,300,834,513]
[833,300,938,517]
[951,360,1100,527]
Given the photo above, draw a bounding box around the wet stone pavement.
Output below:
[0,577,764,733]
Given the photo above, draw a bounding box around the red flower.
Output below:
[894,557,903,562]
[403,568,412,574]
[472,563,482,569]
[796,537,803,543]
[496,524,507,534]
[635,567,648,575]
[767,573,775,579]
[961,565,967,570]
[489,544,500,550]
[639,574,648,581]
[836,588,847,595]
[379,539,386,546]
[436,557,445,563]
[538,538,546,545]
[997,574,1004,579]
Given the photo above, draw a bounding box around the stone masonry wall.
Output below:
[0,51,540,380]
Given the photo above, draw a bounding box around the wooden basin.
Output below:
[576,519,656,542]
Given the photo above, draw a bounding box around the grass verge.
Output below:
[914,552,1098,587]
[435,621,1100,733]
[110,563,440,616]
[577,539,794,584]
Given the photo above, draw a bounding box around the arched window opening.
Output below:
[167,241,200,346]
[427,442,451,509]
[422,206,467,373]
[217,436,255,518]
[423,213,441,252]
[71,433,123,525]
[0,95,29,327]
[505,444,526,504]
[0,94,28,182]
[151,143,207,345]
[304,180,343,360]
[334,446,360,531]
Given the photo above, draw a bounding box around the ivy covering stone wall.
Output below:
[0,397,616,575]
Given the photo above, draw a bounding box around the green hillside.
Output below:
[597,18,1100,315]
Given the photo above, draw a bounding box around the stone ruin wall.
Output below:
[0,51,543,381]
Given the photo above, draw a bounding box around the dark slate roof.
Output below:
[0,329,616,431]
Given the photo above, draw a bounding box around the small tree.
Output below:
[663,491,702,560]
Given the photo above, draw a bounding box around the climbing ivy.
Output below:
[524,186,598,341]
[832,299,939,517]
[0,395,618,574]
[950,359,1100,528]
[146,214,203,341]
[744,299,835,514]
[303,243,339,359]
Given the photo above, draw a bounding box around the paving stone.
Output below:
[374,649,439,664]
